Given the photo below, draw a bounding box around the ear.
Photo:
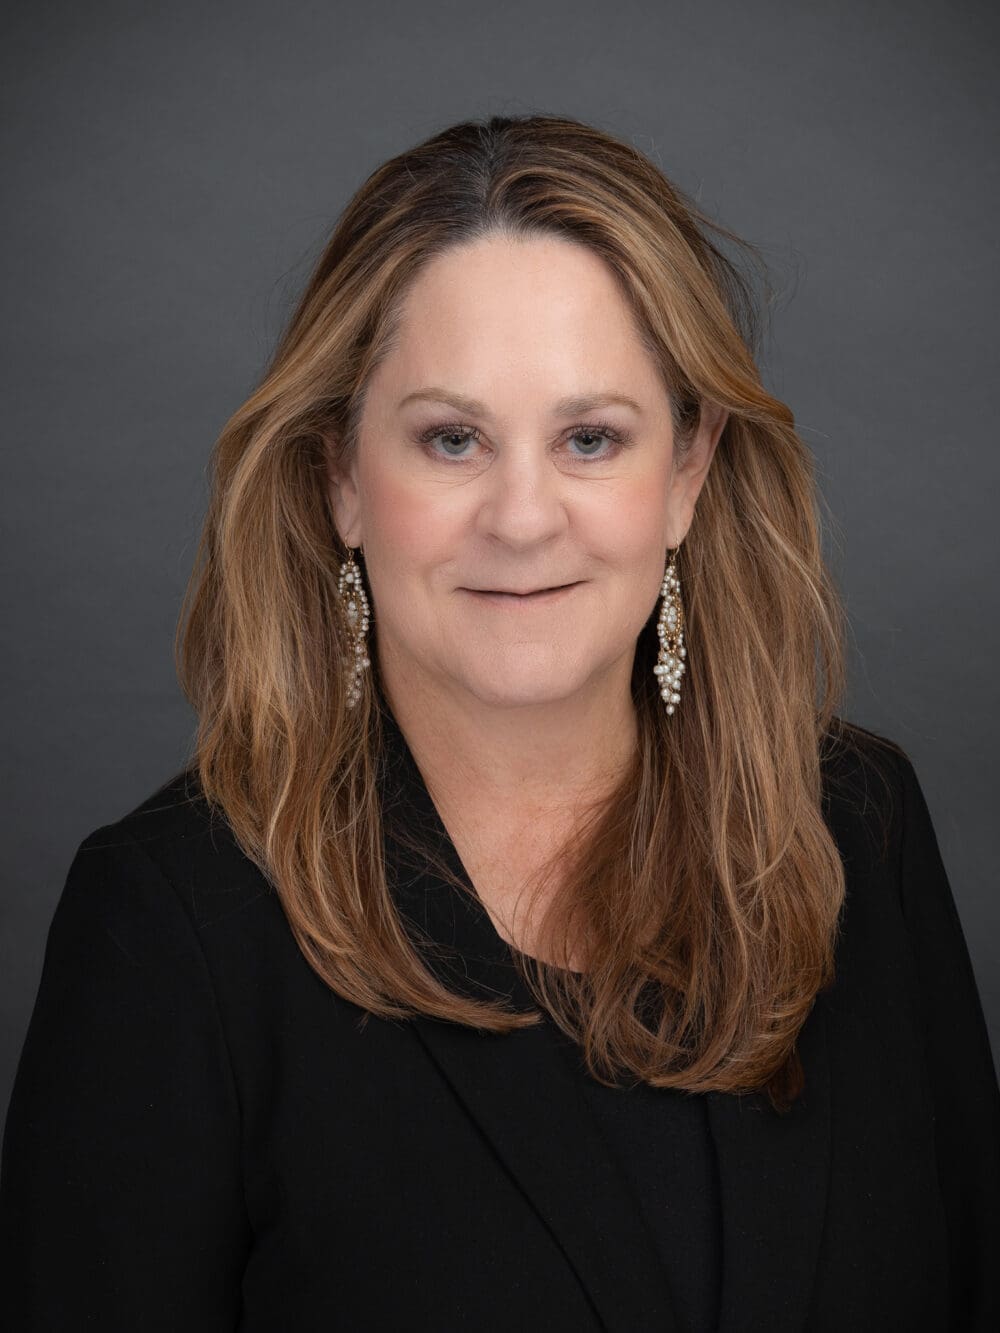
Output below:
[322,431,364,550]
[665,402,728,548]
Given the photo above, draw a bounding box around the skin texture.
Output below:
[326,234,727,948]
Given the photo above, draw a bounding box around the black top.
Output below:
[2,704,999,1331]
[575,1061,722,1332]
[386,692,724,1330]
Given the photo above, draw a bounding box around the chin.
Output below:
[450,654,593,710]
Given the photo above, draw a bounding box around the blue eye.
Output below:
[424,427,480,458]
[416,421,632,464]
[566,427,618,459]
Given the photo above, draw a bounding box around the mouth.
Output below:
[461,582,583,604]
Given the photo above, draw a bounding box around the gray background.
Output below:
[3,0,998,1125]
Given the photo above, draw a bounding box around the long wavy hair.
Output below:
[176,113,898,1113]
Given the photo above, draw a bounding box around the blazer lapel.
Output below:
[375,699,832,1333]
[376,702,680,1331]
[411,1009,682,1332]
[707,996,832,1333]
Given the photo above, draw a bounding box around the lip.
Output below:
[461,582,583,604]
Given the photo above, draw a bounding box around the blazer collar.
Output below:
[375,697,832,1333]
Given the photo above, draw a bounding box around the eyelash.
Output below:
[415,419,633,465]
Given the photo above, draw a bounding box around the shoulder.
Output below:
[64,768,277,958]
[818,717,960,936]
[820,714,910,805]
[818,715,914,861]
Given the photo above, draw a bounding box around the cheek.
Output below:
[589,475,669,565]
[364,468,457,573]
[594,479,670,628]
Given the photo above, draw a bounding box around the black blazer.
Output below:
[2,714,998,1332]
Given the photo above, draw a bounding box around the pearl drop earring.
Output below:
[654,546,686,715]
[338,545,371,708]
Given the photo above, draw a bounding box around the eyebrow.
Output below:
[397,387,644,419]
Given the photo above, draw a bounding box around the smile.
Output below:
[461,582,582,605]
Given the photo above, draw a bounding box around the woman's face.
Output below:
[327,233,726,713]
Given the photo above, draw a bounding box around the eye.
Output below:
[418,424,483,460]
[416,420,632,465]
[565,422,630,460]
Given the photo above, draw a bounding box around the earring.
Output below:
[338,545,371,709]
[654,546,686,715]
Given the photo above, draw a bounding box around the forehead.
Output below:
[378,234,662,402]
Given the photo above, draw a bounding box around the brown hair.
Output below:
[176,113,899,1113]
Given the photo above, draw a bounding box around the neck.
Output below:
[377,658,639,821]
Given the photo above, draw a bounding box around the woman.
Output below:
[2,114,997,1332]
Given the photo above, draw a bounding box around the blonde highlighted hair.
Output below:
[176,113,896,1113]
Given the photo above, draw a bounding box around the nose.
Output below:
[474,444,570,549]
